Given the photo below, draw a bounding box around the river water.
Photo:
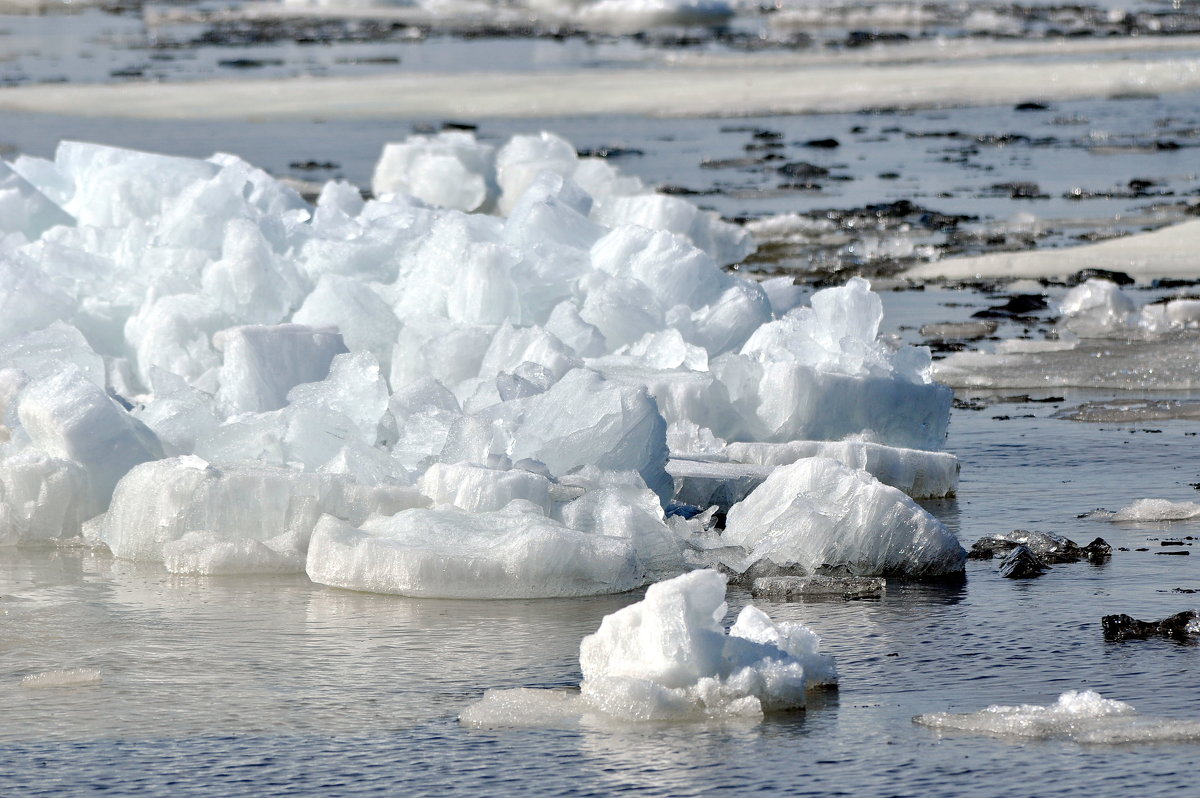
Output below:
[3,4,1200,795]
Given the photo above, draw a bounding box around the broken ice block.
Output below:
[723,457,966,579]
[215,323,348,414]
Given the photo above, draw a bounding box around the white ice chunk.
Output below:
[1111,498,1200,523]
[102,457,427,567]
[305,500,645,598]
[286,351,390,444]
[54,141,219,228]
[578,569,836,720]
[0,322,105,388]
[1059,279,1138,337]
[18,368,164,510]
[507,369,672,502]
[723,457,966,578]
[372,131,496,212]
[0,450,90,545]
[0,161,73,239]
[723,439,959,499]
[495,132,579,215]
[418,461,553,514]
[215,324,348,414]
[293,275,403,367]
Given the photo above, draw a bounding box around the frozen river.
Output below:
[3,2,1200,795]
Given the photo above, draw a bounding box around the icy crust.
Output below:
[0,136,953,593]
[722,458,966,579]
[914,691,1200,744]
[460,570,836,726]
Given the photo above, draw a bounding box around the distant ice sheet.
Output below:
[915,690,1200,744]
[2,54,1199,120]
[907,219,1200,282]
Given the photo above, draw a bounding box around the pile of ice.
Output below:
[460,569,837,725]
[914,690,1200,744]
[0,134,956,593]
[1059,279,1200,338]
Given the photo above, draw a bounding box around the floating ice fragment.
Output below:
[460,569,835,726]
[579,569,836,719]
[1111,498,1200,523]
[20,669,103,689]
[915,690,1200,744]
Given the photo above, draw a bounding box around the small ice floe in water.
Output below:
[914,690,1200,743]
[459,569,836,727]
[20,668,102,688]
[968,529,1111,563]
[1106,499,1200,523]
[997,545,1050,579]
[1102,610,1200,641]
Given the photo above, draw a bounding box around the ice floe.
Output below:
[914,690,1200,744]
[459,569,836,725]
[934,281,1200,391]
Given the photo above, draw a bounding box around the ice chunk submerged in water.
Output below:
[722,457,966,579]
[460,569,836,726]
[914,690,1200,744]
